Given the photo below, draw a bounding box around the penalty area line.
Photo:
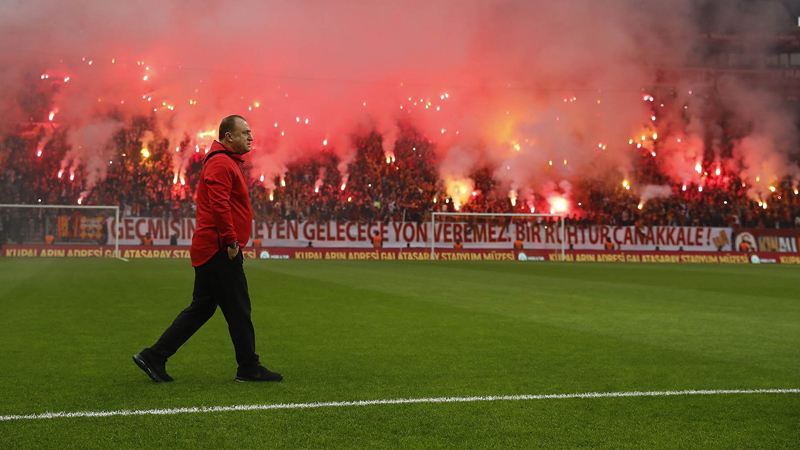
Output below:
[1,388,797,422]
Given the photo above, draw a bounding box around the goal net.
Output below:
[0,204,122,259]
[430,212,566,260]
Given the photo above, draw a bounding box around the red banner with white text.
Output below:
[733,229,800,253]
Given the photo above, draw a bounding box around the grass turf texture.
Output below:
[0,259,798,449]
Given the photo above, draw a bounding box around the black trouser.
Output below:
[149,250,260,369]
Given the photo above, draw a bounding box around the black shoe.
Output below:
[133,350,173,383]
[235,365,283,382]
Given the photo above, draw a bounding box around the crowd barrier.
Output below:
[33,215,800,255]
[2,244,798,264]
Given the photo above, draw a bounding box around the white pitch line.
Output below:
[1,388,797,422]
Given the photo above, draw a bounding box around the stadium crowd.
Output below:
[1,108,799,245]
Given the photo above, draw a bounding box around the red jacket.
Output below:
[190,141,253,267]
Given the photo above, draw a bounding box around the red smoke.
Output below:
[0,0,797,205]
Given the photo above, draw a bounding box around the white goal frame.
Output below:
[0,204,123,260]
[431,212,566,260]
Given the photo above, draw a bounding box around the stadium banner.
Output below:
[78,215,104,241]
[4,245,799,264]
[733,229,800,253]
[104,217,733,251]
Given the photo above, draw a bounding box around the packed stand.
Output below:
[1,112,799,246]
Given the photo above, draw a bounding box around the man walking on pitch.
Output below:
[134,115,282,383]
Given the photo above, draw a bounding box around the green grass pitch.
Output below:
[0,258,798,449]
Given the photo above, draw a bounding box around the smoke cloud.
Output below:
[1,0,798,205]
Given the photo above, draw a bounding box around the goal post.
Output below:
[430,212,566,260]
[0,204,123,260]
